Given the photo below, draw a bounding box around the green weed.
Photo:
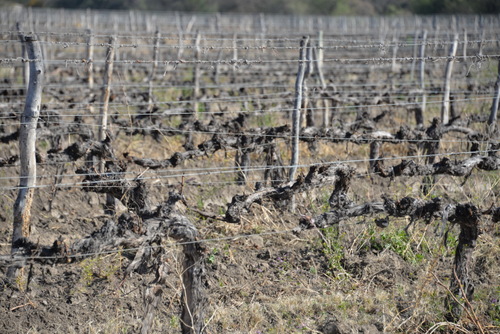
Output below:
[319,226,346,277]
[371,229,426,264]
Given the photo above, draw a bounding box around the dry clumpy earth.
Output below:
[0,164,499,334]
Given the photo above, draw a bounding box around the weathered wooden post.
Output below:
[99,36,116,214]
[193,31,201,115]
[16,22,29,91]
[289,36,309,183]
[7,35,44,280]
[416,30,427,127]
[148,29,160,113]
[462,28,468,74]
[488,58,500,134]
[86,28,94,90]
[441,34,459,125]
[176,12,184,59]
[289,36,309,211]
[303,38,313,127]
[391,33,399,74]
[259,13,266,41]
[316,31,327,90]
[213,14,223,84]
[409,18,420,82]
[314,44,329,128]
[232,33,238,72]
[98,36,116,148]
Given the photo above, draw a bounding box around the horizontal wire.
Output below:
[1,37,499,50]
[1,128,493,179]
[1,149,497,191]
[5,77,494,92]
[2,25,499,40]
[0,87,493,99]
[0,131,484,170]
[1,53,499,66]
[0,95,495,124]
[2,92,494,119]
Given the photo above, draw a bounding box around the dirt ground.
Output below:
[1,167,499,333]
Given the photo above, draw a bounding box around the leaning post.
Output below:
[98,36,116,214]
[7,35,44,280]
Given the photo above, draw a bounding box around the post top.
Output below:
[23,35,38,42]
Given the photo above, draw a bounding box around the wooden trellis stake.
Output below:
[488,58,500,134]
[148,29,160,113]
[8,35,44,280]
[290,36,309,182]
[417,30,427,127]
[441,34,458,125]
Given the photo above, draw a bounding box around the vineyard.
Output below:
[0,6,499,334]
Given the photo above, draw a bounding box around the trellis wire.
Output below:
[0,149,497,191]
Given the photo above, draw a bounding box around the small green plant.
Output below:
[319,226,346,276]
[256,113,274,127]
[207,248,219,264]
[371,228,425,264]
[79,251,122,287]
[169,315,180,328]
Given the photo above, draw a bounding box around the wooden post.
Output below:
[488,58,500,134]
[391,33,399,74]
[213,16,223,85]
[27,6,33,32]
[303,39,313,127]
[99,36,116,147]
[410,18,420,82]
[478,28,485,58]
[316,31,326,90]
[441,34,458,125]
[16,22,29,91]
[7,35,44,280]
[99,36,116,214]
[86,28,94,90]
[315,31,330,128]
[289,36,309,182]
[176,12,184,59]
[462,28,468,74]
[232,33,238,72]
[148,29,160,113]
[415,30,428,126]
[259,13,266,41]
[193,31,201,114]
